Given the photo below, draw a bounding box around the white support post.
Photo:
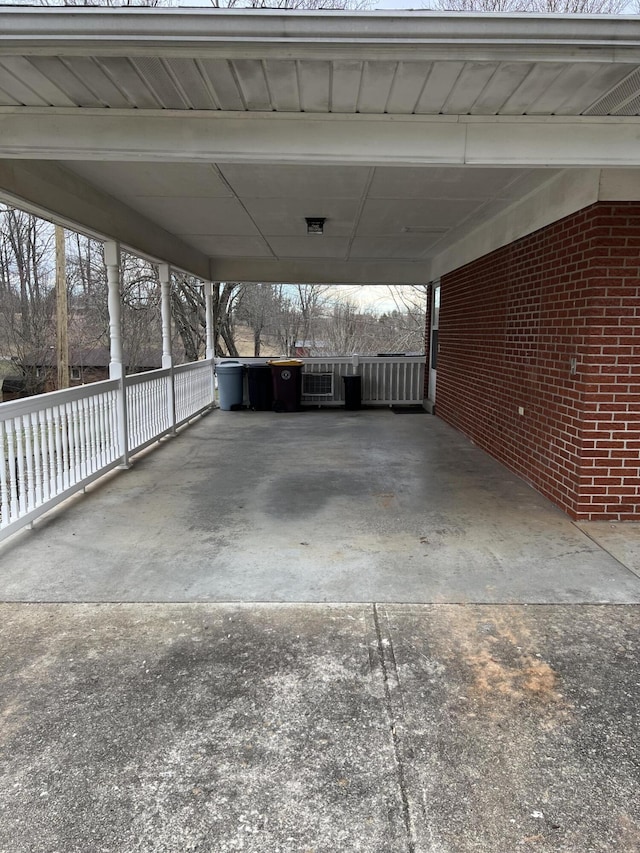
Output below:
[205,281,215,361]
[205,281,217,406]
[159,263,177,435]
[105,241,130,468]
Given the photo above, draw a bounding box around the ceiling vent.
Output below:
[585,68,640,116]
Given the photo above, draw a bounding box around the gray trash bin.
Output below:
[216,361,244,410]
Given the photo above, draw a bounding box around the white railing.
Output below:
[0,358,215,542]
[127,369,173,454]
[175,360,215,426]
[235,355,426,406]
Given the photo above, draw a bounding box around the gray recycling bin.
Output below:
[216,361,244,410]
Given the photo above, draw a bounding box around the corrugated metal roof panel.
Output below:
[63,56,132,108]
[1,53,640,118]
[498,63,566,116]
[199,59,245,111]
[330,60,361,113]
[0,58,51,106]
[357,61,397,114]
[385,62,432,115]
[165,59,217,110]
[298,60,331,113]
[98,57,161,109]
[415,62,464,114]
[130,57,188,110]
[526,63,604,115]
[442,62,499,115]
[0,56,75,107]
[233,59,272,112]
[264,59,299,112]
[470,62,532,116]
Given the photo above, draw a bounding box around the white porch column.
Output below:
[160,263,173,369]
[205,281,217,406]
[205,281,215,360]
[104,241,130,468]
[159,263,177,434]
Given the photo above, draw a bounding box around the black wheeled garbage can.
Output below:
[247,365,274,411]
[342,374,362,410]
[268,359,303,412]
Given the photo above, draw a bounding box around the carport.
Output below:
[1,10,640,852]
[2,8,640,524]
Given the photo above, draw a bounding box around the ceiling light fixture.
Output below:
[306,217,326,235]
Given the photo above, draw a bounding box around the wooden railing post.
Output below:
[104,241,130,468]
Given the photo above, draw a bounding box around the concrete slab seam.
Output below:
[571,521,640,582]
[372,602,416,853]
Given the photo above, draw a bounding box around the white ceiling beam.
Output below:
[209,257,430,286]
[0,159,210,279]
[2,110,640,168]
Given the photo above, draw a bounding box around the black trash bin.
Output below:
[247,365,274,411]
[342,374,362,410]
[268,359,303,412]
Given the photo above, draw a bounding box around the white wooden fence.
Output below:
[232,355,426,407]
[0,359,215,542]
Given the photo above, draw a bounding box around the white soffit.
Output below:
[3,10,640,116]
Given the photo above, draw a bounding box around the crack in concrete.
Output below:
[373,602,416,853]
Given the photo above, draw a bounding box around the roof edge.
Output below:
[2,8,640,55]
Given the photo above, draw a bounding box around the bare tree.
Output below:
[432,0,626,12]
[209,0,370,8]
[171,277,242,360]
[0,207,55,393]
[235,283,278,357]
[34,0,171,7]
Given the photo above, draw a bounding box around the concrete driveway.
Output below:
[1,602,638,853]
[0,410,638,851]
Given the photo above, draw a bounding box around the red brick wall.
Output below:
[436,202,640,521]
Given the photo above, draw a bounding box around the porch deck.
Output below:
[1,407,639,604]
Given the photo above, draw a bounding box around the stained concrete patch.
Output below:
[0,604,405,853]
[381,604,640,852]
[1,603,639,852]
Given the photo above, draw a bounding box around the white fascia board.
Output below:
[430,169,601,280]
[0,159,210,280]
[210,257,431,286]
[3,9,640,63]
[3,110,640,169]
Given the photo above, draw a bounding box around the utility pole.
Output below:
[55,225,69,390]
